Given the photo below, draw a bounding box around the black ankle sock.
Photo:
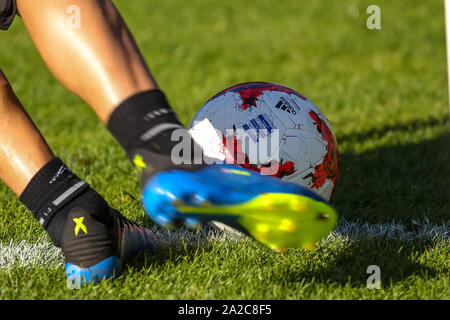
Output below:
[107,89,205,177]
[19,158,111,247]
[107,90,185,159]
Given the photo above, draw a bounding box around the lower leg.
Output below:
[17,0,158,123]
[0,70,155,276]
[0,69,54,195]
[0,69,93,245]
[18,0,200,175]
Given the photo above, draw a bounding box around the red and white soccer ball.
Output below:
[188,82,339,201]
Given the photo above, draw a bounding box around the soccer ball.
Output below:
[188,82,339,201]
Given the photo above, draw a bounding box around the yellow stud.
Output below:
[257,224,269,233]
[296,201,308,212]
[280,219,297,232]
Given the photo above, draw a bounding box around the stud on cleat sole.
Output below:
[279,219,297,233]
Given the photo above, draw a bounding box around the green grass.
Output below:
[0,0,449,299]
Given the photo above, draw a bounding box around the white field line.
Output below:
[328,218,449,242]
[0,219,448,269]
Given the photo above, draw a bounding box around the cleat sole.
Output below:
[175,193,338,252]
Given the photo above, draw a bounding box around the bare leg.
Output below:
[17,0,158,123]
[0,69,54,195]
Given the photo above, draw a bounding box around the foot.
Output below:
[63,202,157,286]
[141,164,337,252]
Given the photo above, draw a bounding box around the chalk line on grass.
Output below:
[0,219,448,269]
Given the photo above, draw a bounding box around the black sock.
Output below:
[107,89,205,179]
[19,158,112,248]
[107,90,184,158]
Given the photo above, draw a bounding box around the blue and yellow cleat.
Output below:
[142,164,338,252]
[62,203,157,286]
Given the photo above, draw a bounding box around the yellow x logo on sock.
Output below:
[73,217,87,236]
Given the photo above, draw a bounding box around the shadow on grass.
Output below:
[126,237,443,289]
[284,239,441,288]
[297,118,449,287]
[333,125,450,223]
[338,117,448,145]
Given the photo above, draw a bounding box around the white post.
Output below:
[445,0,450,117]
